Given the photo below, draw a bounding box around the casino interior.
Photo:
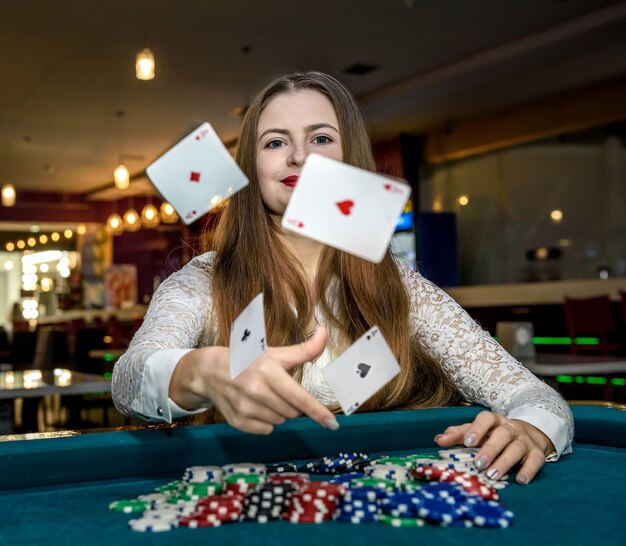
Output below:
[0,1,625,438]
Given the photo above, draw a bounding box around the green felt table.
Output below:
[0,405,624,546]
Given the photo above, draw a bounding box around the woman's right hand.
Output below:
[168,326,339,434]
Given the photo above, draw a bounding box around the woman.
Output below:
[112,71,573,485]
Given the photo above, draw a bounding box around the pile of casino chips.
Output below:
[109,448,514,532]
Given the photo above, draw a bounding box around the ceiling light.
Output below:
[106,213,124,236]
[141,203,160,228]
[1,184,16,207]
[114,163,130,189]
[159,202,179,224]
[51,232,60,242]
[550,209,563,223]
[114,111,130,189]
[136,48,155,80]
[64,229,73,239]
[123,208,141,231]
[6,242,15,252]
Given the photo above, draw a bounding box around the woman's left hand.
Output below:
[434,411,556,485]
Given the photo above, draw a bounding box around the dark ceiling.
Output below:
[1,0,625,204]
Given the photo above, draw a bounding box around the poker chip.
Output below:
[351,477,397,492]
[241,483,296,523]
[438,448,479,461]
[378,514,426,527]
[183,465,224,483]
[418,497,465,524]
[128,517,176,532]
[222,463,266,475]
[109,500,150,513]
[266,462,299,473]
[154,480,183,493]
[464,499,514,528]
[267,472,310,486]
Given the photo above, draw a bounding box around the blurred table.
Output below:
[0,369,111,399]
[520,353,626,401]
[520,353,626,376]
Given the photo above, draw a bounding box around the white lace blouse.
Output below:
[111,252,573,457]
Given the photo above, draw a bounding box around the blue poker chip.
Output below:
[327,472,366,485]
[464,500,515,528]
[417,498,465,524]
[344,486,388,501]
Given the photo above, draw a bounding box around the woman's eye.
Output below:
[266,139,284,149]
[313,135,332,145]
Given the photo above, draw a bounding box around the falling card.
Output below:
[229,293,267,378]
[146,122,248,225]
[281,154,411,263]
[321,326,400,415]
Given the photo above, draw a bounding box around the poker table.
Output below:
[1,404,624,545]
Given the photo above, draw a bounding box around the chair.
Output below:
[563,295,623,355]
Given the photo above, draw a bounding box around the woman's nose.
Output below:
[287,142,307,166]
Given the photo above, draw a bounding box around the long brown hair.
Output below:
[203,72,459,416]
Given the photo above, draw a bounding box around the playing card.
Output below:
[281,154,411,263]
[321,326,400,415]
[146,122,248,225]
[229,293,267,378]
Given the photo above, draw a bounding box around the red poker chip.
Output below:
[179,517,226,528]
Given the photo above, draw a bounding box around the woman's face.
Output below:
[256,89,343,215]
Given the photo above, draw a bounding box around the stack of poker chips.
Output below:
[241,483,297,523]
[109,448,515,532]
[334,486,385,524]
[283,482,344,523]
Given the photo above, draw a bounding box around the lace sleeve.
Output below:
[111,253,216,417]
[401,266,574,450]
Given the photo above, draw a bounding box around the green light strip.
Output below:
[556,375,625,387]
[532,337,599,346]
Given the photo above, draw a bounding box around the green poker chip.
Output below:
[109,500,150,513]
[378,514,426,527]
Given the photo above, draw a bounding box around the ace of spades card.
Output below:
[146,122,248,225]
[229,293,267,378]
[321,326,400,415]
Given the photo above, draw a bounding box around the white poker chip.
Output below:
[222,462,266,475]
[128,517,176,532]
[139,510,180,522]
[439,448,479,461]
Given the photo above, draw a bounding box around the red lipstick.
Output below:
[281,175,299,187]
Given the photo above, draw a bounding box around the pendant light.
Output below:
[114,111,130,190]
[159,201,179,224]
[141,196,160,228]
[123,198,142,232]
[135,1,155,80]
[136,48,155,80]
[1,184,16,207]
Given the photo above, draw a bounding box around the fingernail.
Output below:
[434,434,443,442]
[485,468,499,480]
[475,455,489,470]
[324,418,340,431]
[517,475,528,485]
[464,433,477,447]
